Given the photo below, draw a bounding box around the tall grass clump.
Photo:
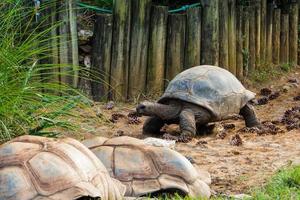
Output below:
[0,1,89,143]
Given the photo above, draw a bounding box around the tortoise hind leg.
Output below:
[239,103,261,127]
[143,116,165,135]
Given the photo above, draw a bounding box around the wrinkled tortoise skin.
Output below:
[159,65,256,120]
[83,136,211,198]
[0,135,125,200]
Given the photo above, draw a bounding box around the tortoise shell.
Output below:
[82,136,211,198]
[159,65,255,119]
[0,135,125,200]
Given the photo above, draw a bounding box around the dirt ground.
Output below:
[66,67,300,196]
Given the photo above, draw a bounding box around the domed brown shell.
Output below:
[159,65,256,120]
[0,135,125,200]
[82,136,211,198]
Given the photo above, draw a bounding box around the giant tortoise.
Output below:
[0,135,125,200]
[136,65,261,136]
[82,136,211,198]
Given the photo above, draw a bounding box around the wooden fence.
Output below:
[56,0,300,101]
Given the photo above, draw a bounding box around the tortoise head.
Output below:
[136,101,157,116]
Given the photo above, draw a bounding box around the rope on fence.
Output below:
[77,1,201,14]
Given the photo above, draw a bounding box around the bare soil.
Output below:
[65,67,300,196]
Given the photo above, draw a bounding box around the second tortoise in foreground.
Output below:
[82,136,211,198]
[137,65,261,136]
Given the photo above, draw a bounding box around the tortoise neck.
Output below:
[152,102,181,120]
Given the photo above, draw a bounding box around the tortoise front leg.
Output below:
[143,116,165,135]
[239,103,261,127]
[179,109,196,136]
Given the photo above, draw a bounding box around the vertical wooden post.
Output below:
[91,14,113,101]
[272,8,281,65]
[242,6,250,76]
[110,0,131,100]
[185,7,202,68]
[236,5,243,79]
[58,0,72,85]
[280,14,289,63]
[68,0,79,88]
[147,6,168,95]
[128,0,151,99]
[289,3,298,65]
[201,0,219,65]
[260,0,267,62]
[255,0,261,66]
[266,3,274,64]
[219,0,229,69]
[228,0,236,75]
[166,14,186,81]
[249,6,256,72]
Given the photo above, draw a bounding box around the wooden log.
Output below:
[266,3,274,64]
[147,6,168,95]
[201,0,219,65]
[228,0,236,75]
[280,14,289,63]
[236,5,243,79]
[110,0,131,100]
[91,14,113,101]
[185,7,201,68]
[68,0,79,87]
[260,0,267,62]
[58,0,73,85]
[289,3,298,65]
[50,1,60,83]
[255,0,261,66]
[128,0,151,99]
[249,6,256,72]
[166,14,186,81]
[272,9,281,65]
[218,0,229,69]
[242,6,250,76]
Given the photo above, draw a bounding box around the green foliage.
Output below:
[0,1,89,143]
[251,166,300,200]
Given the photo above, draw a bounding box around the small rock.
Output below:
[105,101,115,110]
[78,29,93,41]
[230,134,243,146]
[260,88,272,96]
[143,137,176,149]
[231,194,252,200]
[84,55,91,68]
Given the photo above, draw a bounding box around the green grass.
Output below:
[251,166,300,200]
[0,1,90,143]
[249,63,294,83]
